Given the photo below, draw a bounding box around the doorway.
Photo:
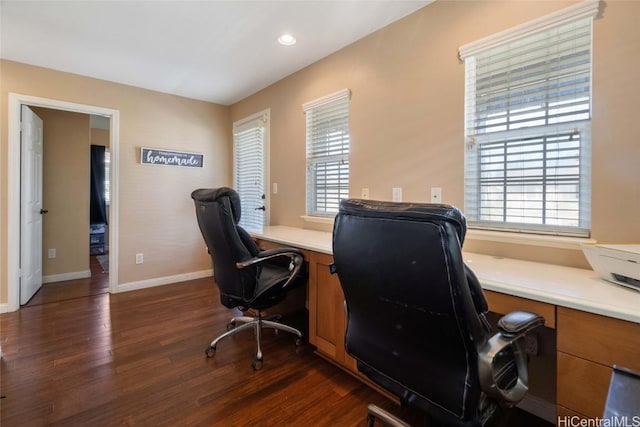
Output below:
[22,107,111,306]
[233,109,270,233]
[7,93,120,312]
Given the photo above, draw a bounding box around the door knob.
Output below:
[40,209,49,214]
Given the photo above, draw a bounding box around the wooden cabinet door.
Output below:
[557,352,611,418]
[308,251,347,365]
[556,307,640,419]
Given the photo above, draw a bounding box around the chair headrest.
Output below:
[191,187,242,224]
[337,199,467,245]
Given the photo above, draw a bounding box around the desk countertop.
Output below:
[253,226,640,324]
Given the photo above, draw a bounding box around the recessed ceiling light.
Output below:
[277,34,296,46]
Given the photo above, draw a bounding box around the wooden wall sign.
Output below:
[141,147,204,168]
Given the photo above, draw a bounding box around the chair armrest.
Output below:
[236,247,304,269]
[235,247,305,289]
[258,247,305,260]
[478,311,544,405]
[497,311,545,340]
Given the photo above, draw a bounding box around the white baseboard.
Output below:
[517,394,555,423]
[43,270,91,284]
[0,270,212,313]
[115,269,213,293]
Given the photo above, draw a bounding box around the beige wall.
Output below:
[0,60,232,304]
[91,128,110,148]
[230,0,640,268]
[31,107,91,278]
[3,1,639,306]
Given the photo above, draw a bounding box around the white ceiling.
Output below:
[0,0,431,105]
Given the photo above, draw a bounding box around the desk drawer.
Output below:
[557,352,610,418]
[484,290,556,329]
[557,307,640,370]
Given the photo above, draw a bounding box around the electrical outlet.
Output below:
[48,248,56,259]
[272,182,278,194]
[135,253,144,264]
[392,187,402,202]
[361,188,370,199]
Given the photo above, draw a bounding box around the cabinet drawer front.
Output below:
[484,290,556,329]
[557,307,640,370]
[557,352,611,418]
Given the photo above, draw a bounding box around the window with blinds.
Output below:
[460,1,598,237]
[104,149,110,204]
[233,112,267,233]
[303,89,351,217]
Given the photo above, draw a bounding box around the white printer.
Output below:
[582,244,640,292]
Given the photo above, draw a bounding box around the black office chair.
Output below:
[191,187,306,370]
[332,199,544,426]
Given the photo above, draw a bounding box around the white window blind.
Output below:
[460,2,598,237]
[233,113,267,233]
[303,89,351,217]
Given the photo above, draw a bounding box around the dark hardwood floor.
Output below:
[25,255,109,307]
[1,275,552,426]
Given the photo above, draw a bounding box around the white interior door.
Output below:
[233,111,268,233]
[20,105,44,305]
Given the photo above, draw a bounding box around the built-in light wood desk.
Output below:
[252,226,640,423]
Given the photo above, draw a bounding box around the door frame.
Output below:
[7,93,120,312]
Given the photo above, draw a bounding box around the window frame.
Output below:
[459,0,599,238]
[104,148,110,205]
[303,89,351,218]
[233,109,269,233]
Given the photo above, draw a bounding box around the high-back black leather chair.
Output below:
[191,187,306,370]
[332,199,544,426]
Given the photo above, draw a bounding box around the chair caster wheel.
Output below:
[252,358,263,370]
[295,337,303,346]
[205,346,216,358]
[226,321,236,331]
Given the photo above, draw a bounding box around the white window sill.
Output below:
[466,229,596,250]
[301,215,335,226]
[299,217,594,250]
